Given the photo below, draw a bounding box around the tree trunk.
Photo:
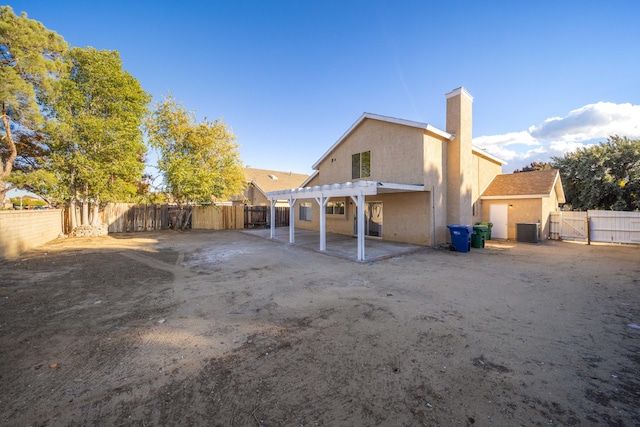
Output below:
[69,199,78,230]
[81,199,89,226]
[1,102,18,203]
[81,184,89,225]
[174,206,183,230]
[91,200,101,225]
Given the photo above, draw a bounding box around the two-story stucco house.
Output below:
[265,87,563,260]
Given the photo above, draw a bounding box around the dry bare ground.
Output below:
[0,230,639,426]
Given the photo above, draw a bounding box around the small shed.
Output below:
[480,169,565,240]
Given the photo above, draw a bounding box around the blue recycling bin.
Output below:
[447,224,472,253]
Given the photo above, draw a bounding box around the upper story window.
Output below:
[352,151,371,179]
[325,201,345,215]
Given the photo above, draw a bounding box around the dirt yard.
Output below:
[0,230,638,426]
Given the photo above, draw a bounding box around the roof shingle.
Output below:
[244,168,309,193]
[482,169,560,197]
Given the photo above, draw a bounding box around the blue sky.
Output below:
[6,0,640,190]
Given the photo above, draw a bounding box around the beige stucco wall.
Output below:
[292,192,432,246]
[250,186,269,206]
[308,122,452,245]
[481,183,561,241]
[481,198,545,240]
[423,133,448,243]
[376,192,431,245]
[315,119,426,186]
[471,153,503,225]
[0,209,64,260]
[541,190,561,239]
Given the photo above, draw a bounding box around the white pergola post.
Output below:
[315,195,330,251]
[265,181,424,262]
[288,197,297,244]
[269,198,276,239]
[350,192,366,261]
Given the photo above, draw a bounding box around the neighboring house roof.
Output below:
[312,112,505,170]
[244,168,309,194]
[481,169,566,203]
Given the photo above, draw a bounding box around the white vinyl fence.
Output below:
[549,210,640,244]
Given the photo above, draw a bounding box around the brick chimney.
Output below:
[445,87,473,226]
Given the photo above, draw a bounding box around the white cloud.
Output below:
[529,102,640,141]
[473,131,539,148]
[473,101,640,171]
[548,140,593,153]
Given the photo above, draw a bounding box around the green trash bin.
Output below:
[471,225,488,248]
[476,222,493,240]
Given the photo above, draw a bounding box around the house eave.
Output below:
[472,146,507,165]
[480,194,551,200]
[311,113,452,170]
[300,170,318,187]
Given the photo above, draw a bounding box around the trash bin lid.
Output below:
[448,224,472,234]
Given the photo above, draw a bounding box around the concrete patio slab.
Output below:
[242,227,425,262]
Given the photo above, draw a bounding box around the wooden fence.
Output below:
[549,210,640,244]
[102,203,170,233]
[192,205,244,230]
[63,203,290,233]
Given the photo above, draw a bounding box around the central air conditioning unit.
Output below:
[516,223,540,243]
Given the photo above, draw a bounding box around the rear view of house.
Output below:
[265,87,563,258]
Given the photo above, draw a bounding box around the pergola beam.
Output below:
[266,181,424,262]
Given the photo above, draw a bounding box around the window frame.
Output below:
[352,151,371,179]
[325,200,345,216]
[299,202,312,221]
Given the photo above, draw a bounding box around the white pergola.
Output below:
[266,181,424,261]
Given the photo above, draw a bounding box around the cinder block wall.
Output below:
[0,210,63,261]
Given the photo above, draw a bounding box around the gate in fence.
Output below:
[244,206,289,228]
[549,210,640,244]
[549,211,588,241]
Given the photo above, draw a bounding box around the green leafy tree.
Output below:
[10,196,46,208]
[44,47,150,227]
[0,6,67,201]
[513,161,553,173]
[552,136,640,211]
[145,96,244,228]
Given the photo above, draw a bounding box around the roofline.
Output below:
[480,194,552,200]
[249,181,267,197]
[551,169,566,203]
[300,170,318,187]
[472,146,507,165]
[311,112,453,170]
